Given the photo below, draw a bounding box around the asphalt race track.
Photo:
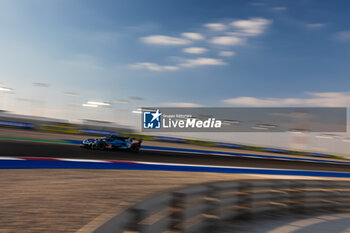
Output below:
[1,140,350,172]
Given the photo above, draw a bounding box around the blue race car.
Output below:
[81,135,142,152]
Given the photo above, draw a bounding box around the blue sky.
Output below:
[1,0,350,125]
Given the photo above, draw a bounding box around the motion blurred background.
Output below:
[1,0,350,155]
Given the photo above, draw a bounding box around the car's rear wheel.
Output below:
[98,141,106,150]
[129,144,140,152]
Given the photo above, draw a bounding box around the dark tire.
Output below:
[98,142,106,150]
[129,144,140,152]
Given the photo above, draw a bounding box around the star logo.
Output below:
[151,109,162,122]
[143,109,162,129]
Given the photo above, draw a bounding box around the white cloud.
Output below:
[182,47,208,54]
[225,32,244,37]
[130,62,178,71]
[271,7,287,11]
[333,31,350,42]
[180,57,227,67]
[222,92,350,107]
[162,102,202,107]
[250,2,265,6]
[204,23,227,31]
[181,32,204,40]
[307,92,344,98]
[131,57,226,71]
[306,23,327,29]
[231,18,272,36]
[210,36,245,46]
[222,97,292,106]
[136,17,272,71]
[162,66,179,71]
[218,51,235,57]
[140,35,191,45]
[114,99,129,104]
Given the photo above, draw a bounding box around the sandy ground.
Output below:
[0,169,347,233]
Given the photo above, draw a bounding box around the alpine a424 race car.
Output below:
[81,135,142,152]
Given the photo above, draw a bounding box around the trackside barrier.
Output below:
[92,179,350,233]
[121,133,340,160]
[80,129,116,135]
[0,120,35,129]
[38,124,79,134]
